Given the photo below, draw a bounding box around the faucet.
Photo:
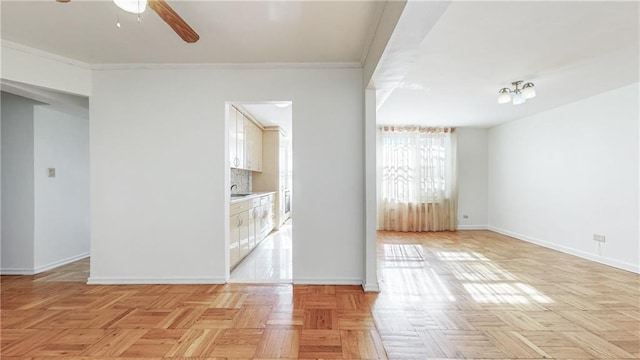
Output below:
[230,184,237,193]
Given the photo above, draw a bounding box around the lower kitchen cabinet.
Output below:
[248,207,257,250]
[229,192,275,270]
[229,213,241,267]
[259,194,274,239]
[239,212,250,259]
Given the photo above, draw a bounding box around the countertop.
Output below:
[230,191,276,204]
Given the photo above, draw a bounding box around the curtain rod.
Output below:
[380,126,456,133]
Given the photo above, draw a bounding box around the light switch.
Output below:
[48,168,56,178]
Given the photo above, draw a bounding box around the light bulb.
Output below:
[114,0,147,14]
[497,89,511,104]
[522,83,536,99]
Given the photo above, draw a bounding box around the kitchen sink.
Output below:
[231,193,252,197]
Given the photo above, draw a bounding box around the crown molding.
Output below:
[1,40,363,71]
[90,62,363,70]
[1,40,91,69]
[359,1,387,66]
[1,40,364,71]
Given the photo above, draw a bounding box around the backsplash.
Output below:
[230,168,252,193]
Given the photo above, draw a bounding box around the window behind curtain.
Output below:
[381,127,451,203]
[379,126,457,232]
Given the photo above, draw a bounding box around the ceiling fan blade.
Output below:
[148,0,199,43]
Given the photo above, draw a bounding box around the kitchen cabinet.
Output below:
[229,213,241,267]
[253,128,291,229]
[229,105,263,172]
[245,120,263,171]
[239,212,250,259]
[229,106,245,169]
[248,206,257,250]
[247,196,262,252]
[229,192,275,270]
[259,194,274,239]
[230,199,250,268]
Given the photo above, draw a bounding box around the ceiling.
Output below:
[0,0,382,129]
[374,1,640,128]
[1,1,638,129]
[239,102,292,137]
[0,0,384,64]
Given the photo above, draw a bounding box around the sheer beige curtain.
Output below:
[379,126,457,232]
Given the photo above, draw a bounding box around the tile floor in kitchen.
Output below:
[230,219,292,283]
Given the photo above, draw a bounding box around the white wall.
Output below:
[488,83,639,272]
[0,92,2,274]
[364,89,379,291]
[89,67,365,284]
[33,106,90,272]
[1,92,35,273]
[457,128,488,229]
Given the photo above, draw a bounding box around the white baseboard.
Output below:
[1,252,89,275]
[488,226,640,274]
[1,268,35,275]
[229,279,292,284]
[457,225,488,230]
[292,278,363,286]
[34,252,90,274]
[362,282,380,292]
[87,277,227,285]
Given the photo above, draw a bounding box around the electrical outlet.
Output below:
[462,215,469,219]
[593,234,606,243]
[48,168,56,178]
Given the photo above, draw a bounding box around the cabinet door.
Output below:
[248,207,257,250]
[229,107,245,169]
[266,197,274,232]
[239,211,250,259]
[229,106,238,168]
[254,126,262,171]
[245,120,262,172]
[229,214,241,267]
[257,204,265,242]
[260,203,270,239]
[244,119,254,170]
[236,112,245,169]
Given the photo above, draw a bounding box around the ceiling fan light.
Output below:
[512,92,526,105]
[114,0,147,14]
[497,89,511,104]
[522,82,536,99]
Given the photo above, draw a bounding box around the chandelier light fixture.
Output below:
[498,80,536,105]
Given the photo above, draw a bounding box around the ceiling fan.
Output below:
[56,0,199,43]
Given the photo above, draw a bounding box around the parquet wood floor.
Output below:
[2,230,638,359]
[374,230,639,359]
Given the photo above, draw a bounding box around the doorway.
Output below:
[226,101,293,284]
[0,84,90,280]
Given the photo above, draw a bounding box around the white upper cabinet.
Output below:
[245,119,262,172]
[229,106,245,169]
[229,105,262,172]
